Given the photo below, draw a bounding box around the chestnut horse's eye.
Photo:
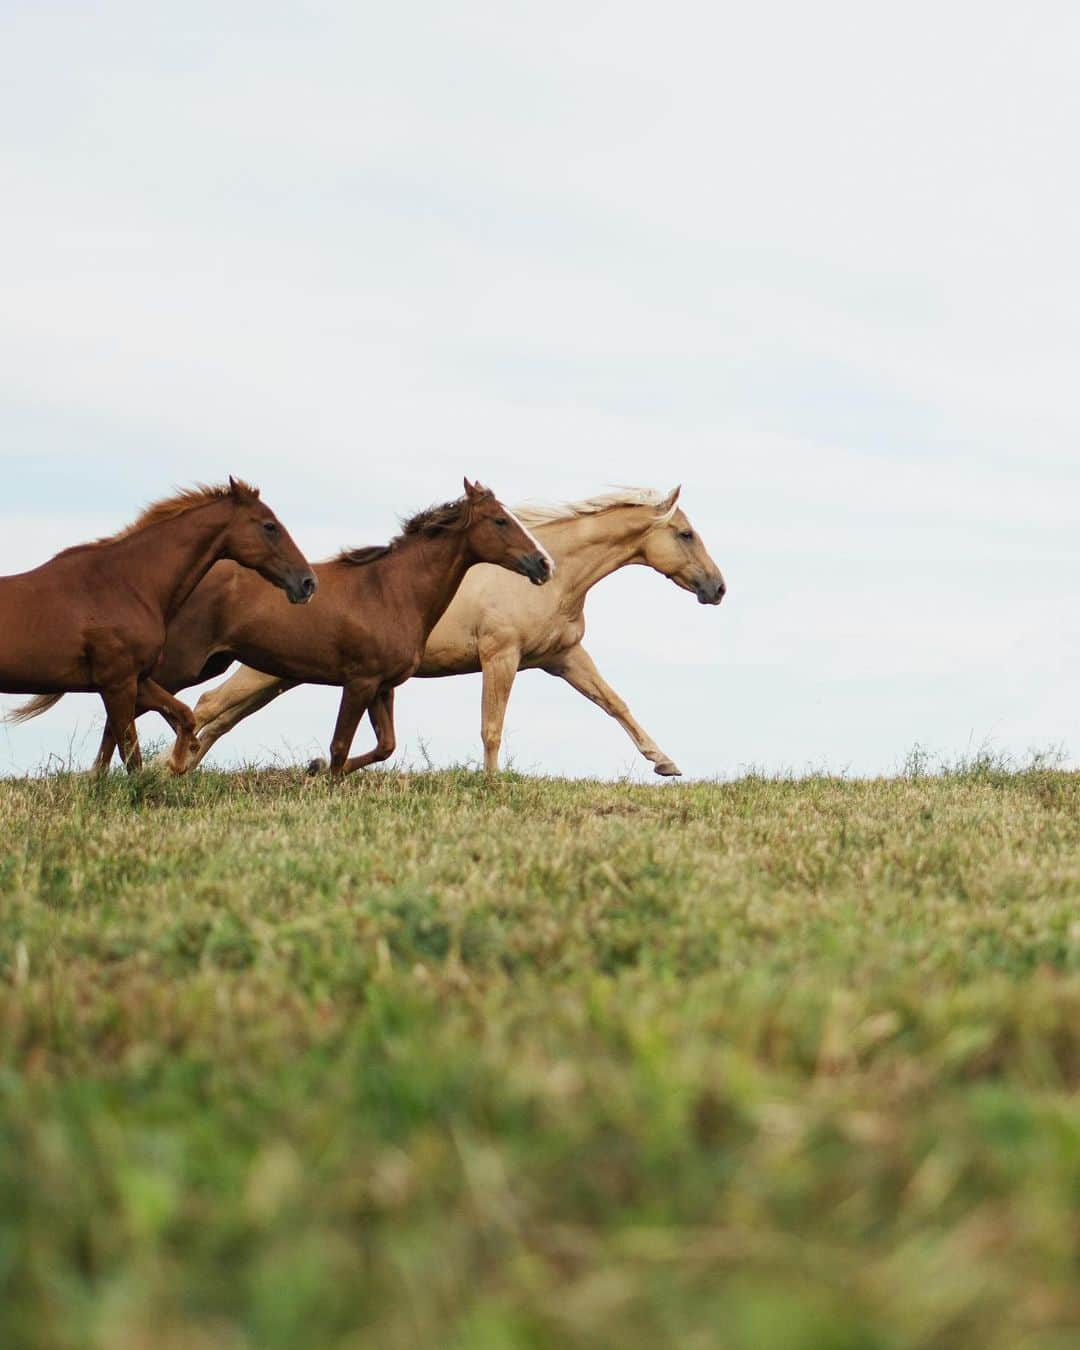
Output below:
[678,529,694,542]
[262,520,279,535]
[494,517,509,528]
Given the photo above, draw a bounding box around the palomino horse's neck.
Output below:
[110,498,237,622]
[535,507,658,611]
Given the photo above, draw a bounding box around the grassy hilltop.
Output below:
[1,766,1078,1350]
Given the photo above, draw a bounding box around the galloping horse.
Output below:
[186,487,723,774]
[56,480,553,777]
[2,478,315,772]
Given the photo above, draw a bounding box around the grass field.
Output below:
[1,763,1078,1349]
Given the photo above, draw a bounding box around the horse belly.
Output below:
[0,600,96,693]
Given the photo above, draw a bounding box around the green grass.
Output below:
[1,765,1078,1349]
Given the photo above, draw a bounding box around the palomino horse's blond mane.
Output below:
[513,487,678,529]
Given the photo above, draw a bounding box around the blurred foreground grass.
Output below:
[1,765,1078,1349]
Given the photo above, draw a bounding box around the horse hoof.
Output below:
[654,760,682,777]
[307,756,329,776]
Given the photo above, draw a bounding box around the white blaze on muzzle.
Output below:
[504,507,556,576]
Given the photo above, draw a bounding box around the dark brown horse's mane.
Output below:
[398,495,476,538]
[58,481,261,557]
[332,493,481,567]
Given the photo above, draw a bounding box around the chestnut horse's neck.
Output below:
[529,506,659,613]
[367,528,478,641]
[107,497,239,622]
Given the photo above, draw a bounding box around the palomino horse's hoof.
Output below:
[654,759,682,777]
[306,756,329,776]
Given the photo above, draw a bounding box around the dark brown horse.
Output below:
[3,478,316,772]
[71,480,553,777]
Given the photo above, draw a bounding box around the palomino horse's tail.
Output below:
[3,692,65,725]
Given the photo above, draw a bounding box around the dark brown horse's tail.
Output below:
[3,692,65,725]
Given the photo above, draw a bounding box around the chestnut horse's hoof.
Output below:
[654,759,682,777]
[307,756,329,776]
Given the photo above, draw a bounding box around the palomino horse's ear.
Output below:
[661,484,682,511]
[228,476,260,502]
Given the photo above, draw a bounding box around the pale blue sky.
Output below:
[2,1,1078,778]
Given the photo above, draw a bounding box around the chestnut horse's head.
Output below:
[461,479,555,585]
[638,486,726,605]
[221,477,318,604]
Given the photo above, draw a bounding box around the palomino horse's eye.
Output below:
[678,529,694,542]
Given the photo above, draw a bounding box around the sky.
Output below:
[2,1,1078,779]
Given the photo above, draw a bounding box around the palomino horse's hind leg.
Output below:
[136,678,198,774]
[479,648,521,773]
[98,681,141,773]
[188,669,296,770]
[542,643,682,776]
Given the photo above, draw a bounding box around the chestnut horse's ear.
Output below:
[228,475,260,502]
[464,478,488,499]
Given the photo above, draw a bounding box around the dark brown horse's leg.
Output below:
[98,681,141,773]
[340,687,397,775]
[136,678,198,774]
[93,723,118,773]
[327,679,379,778]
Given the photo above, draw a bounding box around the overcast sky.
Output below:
[2,1,1078,779]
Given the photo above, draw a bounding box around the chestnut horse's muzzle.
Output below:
[518,552,553,586]
[286,571,319,605]
[694,573,726,606]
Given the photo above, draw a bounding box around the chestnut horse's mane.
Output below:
[333,493,480,567]
[58,481,261,557]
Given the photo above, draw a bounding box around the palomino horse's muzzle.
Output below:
[519,552,553,586]
[694,573,726,606]
[286,571,319,605]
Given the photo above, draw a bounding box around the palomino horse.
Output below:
[187,487,723,775]
[79,480,552,777]
[2,478,315,772]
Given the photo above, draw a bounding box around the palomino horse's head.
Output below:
[462,479,555,585]
[639,486,726,605]
[221,477,318,604]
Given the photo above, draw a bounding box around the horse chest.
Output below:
[522,617,585,665]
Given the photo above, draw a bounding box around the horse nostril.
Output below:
[302,575,317,598]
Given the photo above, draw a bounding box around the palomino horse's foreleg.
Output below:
[327,678,379,778]
[338,687,396,776]
[136,678,199,774]
[479,648,521,773]
[542,643,682,776]
[188,668,297,770]
[98,681,141,773]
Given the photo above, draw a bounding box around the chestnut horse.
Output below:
[184,487,724,775]
[2,478,315,772]
[70,480,552,777]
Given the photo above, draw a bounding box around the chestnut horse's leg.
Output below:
[327,677,380,779]
[98,681,141,773]
[339,687,396,775]
[188,668,297,770]
[542,643,682,777]
[93,723,119,774]
[136,678,199,774]
[479,648,521,773]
